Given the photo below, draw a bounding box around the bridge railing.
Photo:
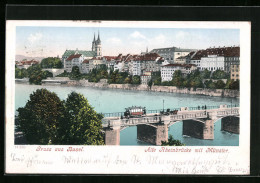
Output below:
[147,107,181,114]
[120,116,162,126]
[217,109,239,116]
[102,112,125,117]
[101,104,240,118]
[170,111,207,121]
[227,104,239,108]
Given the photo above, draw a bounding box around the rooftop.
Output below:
[162,64,197,68]
[66,54,82,61]
[191,46,240,60]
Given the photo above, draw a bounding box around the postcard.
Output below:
[5,20,250,174]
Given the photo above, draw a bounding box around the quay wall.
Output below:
[76,80,239,98]
[16,78,239,98]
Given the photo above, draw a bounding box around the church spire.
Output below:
[97,31,101,43]
[93,33,96,42]
[146,46,148,53]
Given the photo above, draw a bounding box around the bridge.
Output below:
[42,68,65,77]
[101,104,240,145]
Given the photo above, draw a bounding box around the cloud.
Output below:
[106,37,122,45]
[28,33,43,44]
[130,31,146,39]
[153,34,166,44]
[175,31,190,39]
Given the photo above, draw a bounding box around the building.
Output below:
[141,71,152,85]
[150,46,196,63]
[62,49,96,68]
[81,59,90,74]
[91,32,102,57]
[103,56,117,70]
[175,51,196,64]
[61,32,102,67]
[129,53,164,76]
[161,64,197,82]
[64,54,85,72]
[16,60,39,69]
[230,63,240,81]
[223,46,240,73]
[190,46,240,72]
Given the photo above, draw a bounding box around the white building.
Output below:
[190,46,240,72]
[81,59,90,73]
[132,60,142,76]
[141,71,152,85]
[114,61,124,72]
[200,55,225,71]
[161,64,197,82]
[64,54,85,72]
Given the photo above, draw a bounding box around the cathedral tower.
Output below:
[95,31,102,57]
[92,33,96,52]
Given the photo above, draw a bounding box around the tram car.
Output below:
[124,106,146,118]
[160,108,178,115]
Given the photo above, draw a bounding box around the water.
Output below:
[15,83,239,146]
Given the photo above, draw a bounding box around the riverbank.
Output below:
[39,78,240,98]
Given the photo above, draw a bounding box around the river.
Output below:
[15,83,239,146]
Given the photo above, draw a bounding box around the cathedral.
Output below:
[61,32,102,67]
[91,32,102,57]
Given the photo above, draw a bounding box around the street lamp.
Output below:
[231,98,233,114]
[163,99,164,112]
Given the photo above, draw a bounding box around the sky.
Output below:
[16,26,240,57]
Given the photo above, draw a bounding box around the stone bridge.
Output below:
[102,105,240,145]
[42,69,64,77]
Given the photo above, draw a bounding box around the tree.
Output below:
[132,75,141,85]
[56,70,69,77]
[232,80,239,90]
[60,92,104,145]
[212,69,229,79]
[41,57,62,68]
[148,79,153,89]
[69,66,81,80]
[172,70,184,87]
[15,68,28,79]
[201,69,211,79]
[161,135,185,146]
[124,76,132,84]
[153,76,161,85]
[215,80,225,89]
[224,79,239,90]
[17,89,65,144]
[27,64,44,85]
[42,70,53,78]
[190,77,203,88]
[17,90,105,145]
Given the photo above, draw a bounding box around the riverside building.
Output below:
[230,63,240,81]
[161,64,197,82]
[190,46,240,72]
[150,46,196,63]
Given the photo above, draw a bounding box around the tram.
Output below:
[160,108,178,115]
[124,106,146,118]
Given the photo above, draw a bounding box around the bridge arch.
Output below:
[216,115,240,134]
[212,115,240,124]
[182,119,207,139]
